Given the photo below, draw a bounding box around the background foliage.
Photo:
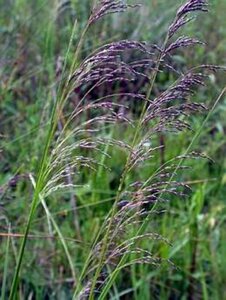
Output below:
[0,0,226,299]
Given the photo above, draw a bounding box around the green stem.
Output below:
[87,32,170,300]
[9,105,58,300]
[9,18,91,300]
[99,85,226,299]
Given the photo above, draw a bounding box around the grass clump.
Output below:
[0,0,226,299]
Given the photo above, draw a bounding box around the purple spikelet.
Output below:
[89,0,140,24]
[58,0,224,298]
[168,0,208,38]
[177,0,208,18]
[165,36,204,53]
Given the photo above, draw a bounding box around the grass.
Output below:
[0,0,226,299]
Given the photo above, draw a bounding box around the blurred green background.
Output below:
[0,0,226,299]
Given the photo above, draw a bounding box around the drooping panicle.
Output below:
[89,0,140,24]
[165,36,204,54]
[54,0,220,298]
[70,40,155,89]
[168,16,194,39]
[143,72,206,124]
[168,0,208,38]
[177,0,208,18]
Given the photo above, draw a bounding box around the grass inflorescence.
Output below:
[0,0,226,299]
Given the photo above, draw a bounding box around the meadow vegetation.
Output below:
[0,0,226,299]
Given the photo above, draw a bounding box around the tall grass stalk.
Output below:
[29,174,77,281]
[9,17,91,300]
[97,85,226,300]
[7,0,225,298]
[86,28,171,300]
[74,1,215,298]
